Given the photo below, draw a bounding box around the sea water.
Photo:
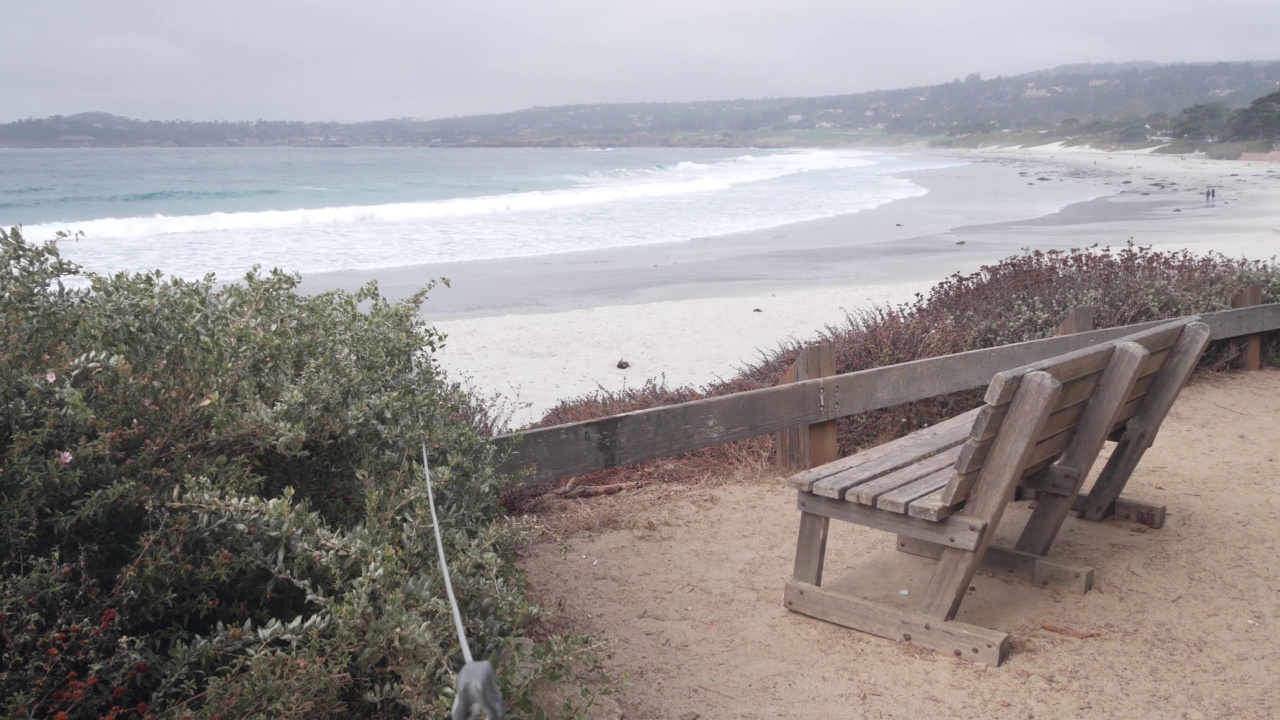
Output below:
[1,146,961,280]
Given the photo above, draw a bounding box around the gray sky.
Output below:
[3,0,1278,122]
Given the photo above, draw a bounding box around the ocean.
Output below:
[0,147,963,280]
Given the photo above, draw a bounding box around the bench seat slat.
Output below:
[849,445,963,506]
[788,408,980,493]
[810,434,964,500]
[796,407,979,497]
[877,466,955,513]
[907,486,953,521]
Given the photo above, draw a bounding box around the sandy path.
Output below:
[521,368,1280,719]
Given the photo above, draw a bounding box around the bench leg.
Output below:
[793,511,830,586]
[1014,490,1079,557]
[920,372,1064,620]
[784,581,1009,665]
[1081,321,1209,521]
[1018,342,1151,557]
[917,546,986,619]
[1078,432,1149,521]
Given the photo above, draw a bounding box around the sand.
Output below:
[520,368,1280,719]
[421,147,1280,427]
[432,282,931,421]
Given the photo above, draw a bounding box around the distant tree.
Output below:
[1171,102,1228,139]
[1222,89,1280,141]
[947,120,996,137]
[1116,124,1149,143]
[1144,111,1170,131]
[1085,118,1115,134]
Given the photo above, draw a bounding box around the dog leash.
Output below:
[419,437,504,720]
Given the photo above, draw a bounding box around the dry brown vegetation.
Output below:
[503,245,1279,513]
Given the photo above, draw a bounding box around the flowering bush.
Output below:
[1,228,594,718]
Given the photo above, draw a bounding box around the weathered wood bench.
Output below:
[784,317,1211,665]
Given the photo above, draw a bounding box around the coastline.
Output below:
[300,147,1280,427]
[298,155,1104,318]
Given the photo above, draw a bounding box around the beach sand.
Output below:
[431,282,931,422]
[383,147,1279,427]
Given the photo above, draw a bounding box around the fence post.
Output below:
[1231,284,1263,371]
[776,342,838,473]
[1055,305,1096,336]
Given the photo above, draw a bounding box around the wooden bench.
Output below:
[784,317,1211,665]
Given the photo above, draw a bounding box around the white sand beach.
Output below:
[433,282,932,422]
[421,146,1280,427]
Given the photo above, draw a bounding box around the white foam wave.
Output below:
[42,149,961,280]
[28,150,877,241]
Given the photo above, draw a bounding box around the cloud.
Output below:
[3,0,1278,122]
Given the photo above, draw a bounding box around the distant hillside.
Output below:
[3,60,1278,148]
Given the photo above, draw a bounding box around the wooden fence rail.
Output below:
[496,303,1280,484]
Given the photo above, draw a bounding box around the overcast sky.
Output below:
[3,0,1278,123]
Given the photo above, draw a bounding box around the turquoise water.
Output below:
[1,146,961,279]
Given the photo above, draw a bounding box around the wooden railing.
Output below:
[495,303,1280,484]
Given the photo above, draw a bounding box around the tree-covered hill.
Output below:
[3,60,1278,147]
[1223,88,1280,140]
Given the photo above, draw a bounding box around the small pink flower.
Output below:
[46,371,56,383]
[59,451,73,465]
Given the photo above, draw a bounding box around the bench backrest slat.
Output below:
[937,318,1196,507]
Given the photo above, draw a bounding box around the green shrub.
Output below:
[1,228,592,718]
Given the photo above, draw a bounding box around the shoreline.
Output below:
[298,152,1105,319]
[301,147,1280,427]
